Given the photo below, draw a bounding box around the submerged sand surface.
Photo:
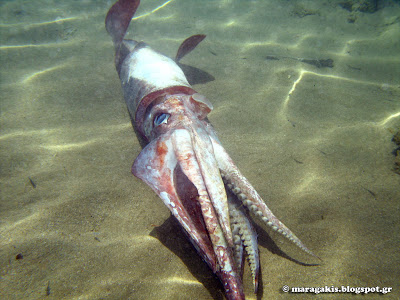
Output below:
[1,0,399,299]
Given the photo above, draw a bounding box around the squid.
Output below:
[105,0,318,299]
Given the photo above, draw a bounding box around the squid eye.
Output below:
[154,113,170,127]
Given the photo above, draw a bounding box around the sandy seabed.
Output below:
[1,0,399,299]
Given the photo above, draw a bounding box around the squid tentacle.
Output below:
[171,129,246,299]
[172,129,227,262]
[190,125,233,247]
[211,134,319,259]
[229,210,244,272]
[228,194,260,293]
[221,169,318,259]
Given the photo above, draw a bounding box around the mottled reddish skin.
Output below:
[156,141,168,166]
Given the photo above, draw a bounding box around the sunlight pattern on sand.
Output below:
[160,276,202,286]
[378,112,400,126]
[0,41,76,50]
[22,63,71,83]
[0,16,79,28]
[132,0,174,20]
[281,69,400,126]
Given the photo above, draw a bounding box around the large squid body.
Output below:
[105,0,317,299]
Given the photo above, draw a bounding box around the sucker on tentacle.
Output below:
[230,222,244,272]
[228,194,260,293]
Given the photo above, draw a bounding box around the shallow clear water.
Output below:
[1,0,400,299]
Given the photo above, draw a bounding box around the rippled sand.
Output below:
[1,0,399,299]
